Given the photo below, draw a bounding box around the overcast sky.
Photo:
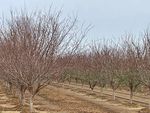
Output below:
[0,0,150,42]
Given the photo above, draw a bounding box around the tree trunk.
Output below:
[149,99,150,109]
[148,86,150,95]
[101,87,103,97]
[19,92,25,113]
[68,78,71,84]
[75,78,78,84]
[8,82,12,93]
[130,90,133,104]
[81,80,84,87]
[19,94,24,106]
[29,96,34,113]
[113,89,116,100]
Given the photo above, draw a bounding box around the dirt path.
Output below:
[37,86,116,113]
[0,84,116,113]
[0,83,145,113]
[49,84,144,113]
[0,86,20,113]
[61,83,150,106]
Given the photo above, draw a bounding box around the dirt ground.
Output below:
[0,85,115,113]
[36,86,115,113]
[0,84,146,113]
[40,85,142,113]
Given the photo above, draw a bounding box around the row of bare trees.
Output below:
[0,10,88,113]
[1,9,150,112]
[61,33,150,105]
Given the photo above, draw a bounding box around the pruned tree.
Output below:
[90,42,108,96]
[0,10,88,112]
[140,31,150,92]
[139,30,150,107]
[100,45,123,100]
[122,38,142,104]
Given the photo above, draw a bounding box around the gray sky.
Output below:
[0,0,150,42]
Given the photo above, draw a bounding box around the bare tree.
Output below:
[122,38,141,104]
[0,10,87,112]
[91,43,107,96]
[139,30,150,107]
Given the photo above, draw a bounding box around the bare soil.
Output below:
[37,86,115,113]
[0,84,147,113]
